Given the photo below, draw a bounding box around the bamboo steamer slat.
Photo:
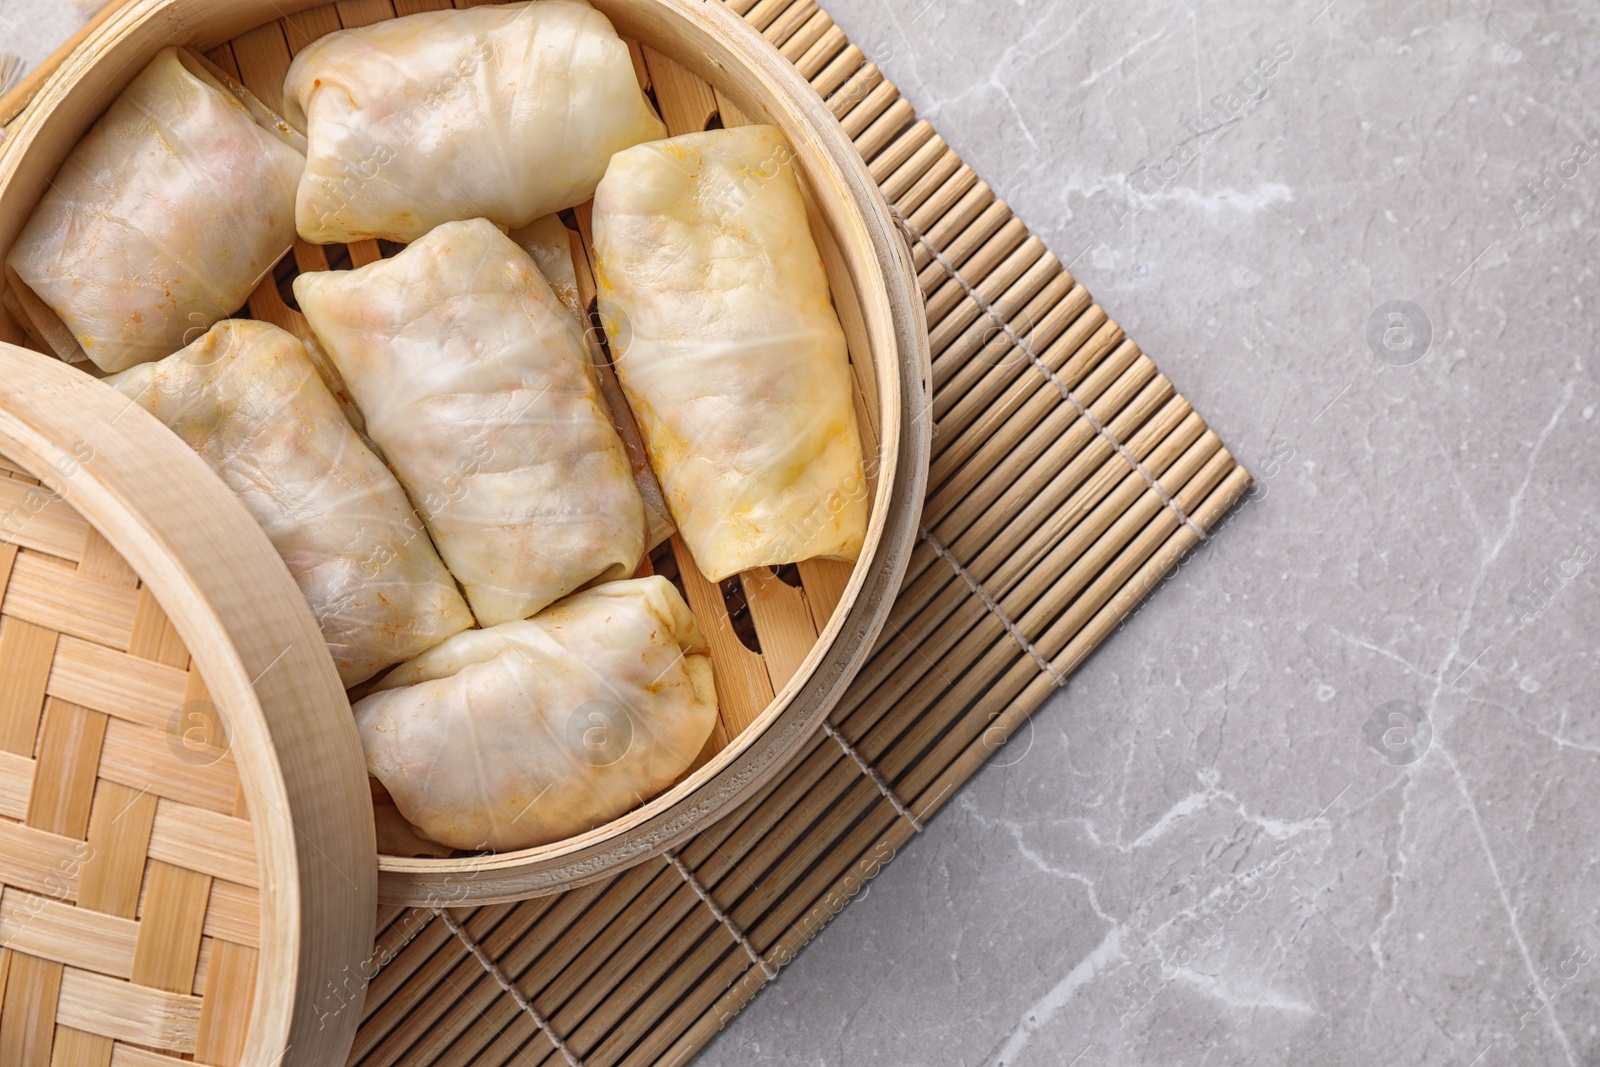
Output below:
[0,352,375,1065]
[0,0,931,908]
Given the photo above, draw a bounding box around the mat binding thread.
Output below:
[820,719,927,831]
[920,528,1068,687]
[665,850,778,980]
[434,907,585,1067]
[890,207,1210,545]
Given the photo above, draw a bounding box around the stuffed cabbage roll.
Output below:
[509,215,585,323]
[509,214,677,552]
[106,320,474,686]
[592,126,870,581]
[7,47,304,373]
[298,330,369,438]
[354,577,718,851]
[283,0,666,244]
[295,218,646,626]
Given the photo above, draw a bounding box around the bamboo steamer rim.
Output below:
[0,349,377,1066]
[0,0,932,907]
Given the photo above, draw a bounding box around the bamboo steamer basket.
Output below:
[0,0,931,906]
[0,352,375,1063]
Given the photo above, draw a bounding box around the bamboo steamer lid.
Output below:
[0,348,376,1066]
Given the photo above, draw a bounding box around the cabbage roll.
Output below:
[7,47,304,373]
[592,126,870,581]
[298,330,368,438]
[509,214,677,552]
[283,0,666,244]
[295,218,646,626]
[106,320,474,686]
[355,577,718,851]
[509,215,585,323]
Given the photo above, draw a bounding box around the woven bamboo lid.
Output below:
[0,347,376,1066]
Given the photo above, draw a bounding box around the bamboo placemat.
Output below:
[341,1,1251,1064]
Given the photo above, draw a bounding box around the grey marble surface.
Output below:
[699,1,1600,1065]
[4,1,1596,1064]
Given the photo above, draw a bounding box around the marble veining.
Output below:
[699,0,1600,1064]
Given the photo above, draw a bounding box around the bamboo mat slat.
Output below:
[334,1,1250,1064]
